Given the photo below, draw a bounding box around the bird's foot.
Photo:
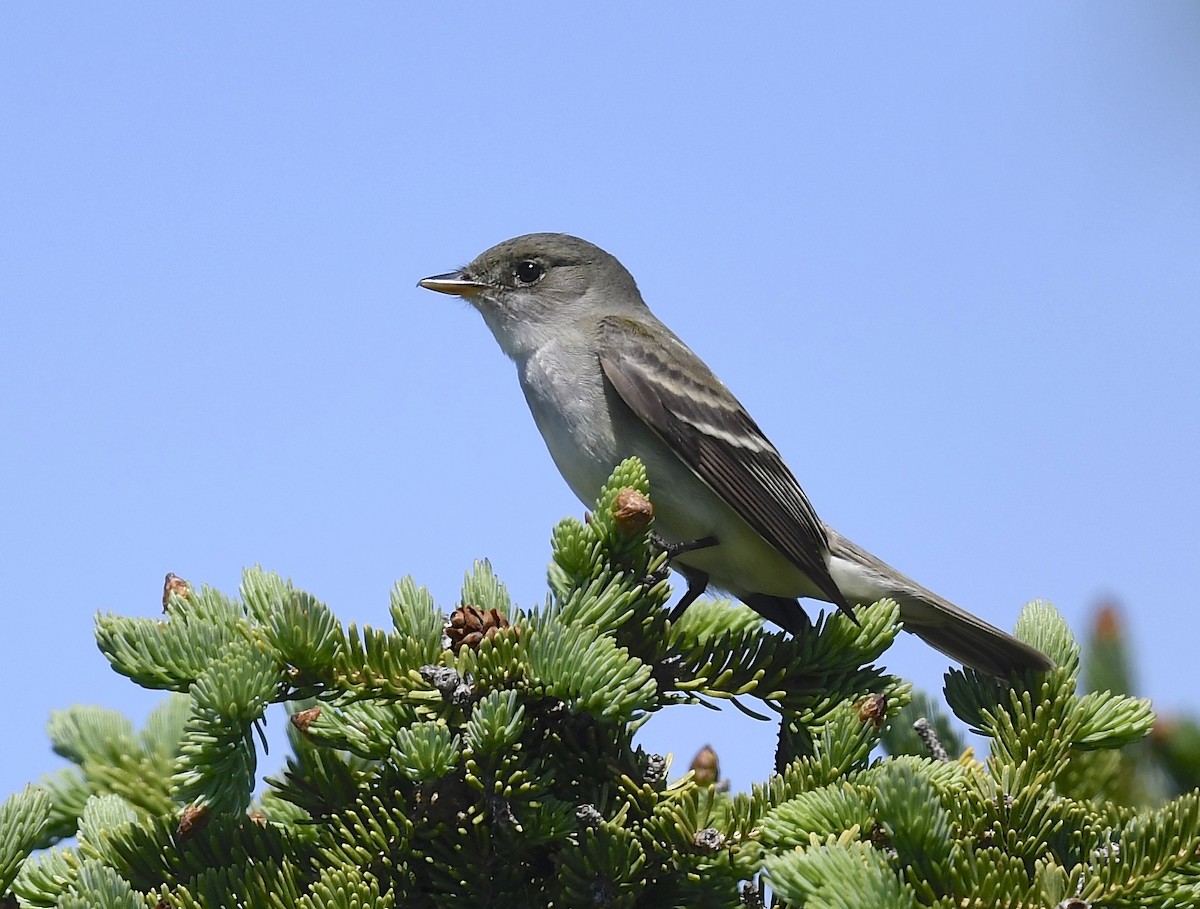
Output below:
[640,534,722,624]
[649,532,719,559]
[642,533,719,587]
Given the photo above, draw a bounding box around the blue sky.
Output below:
[2,4,1198,799]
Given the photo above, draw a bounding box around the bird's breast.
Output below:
[516,345,828,603]
[517,346,624,502]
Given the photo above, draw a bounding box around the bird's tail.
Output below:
[824,527,1054,677]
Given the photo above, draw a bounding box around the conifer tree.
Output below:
[1,458,1196,908]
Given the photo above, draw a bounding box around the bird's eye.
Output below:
[514,260,545,285]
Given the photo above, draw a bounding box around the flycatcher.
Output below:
[419,232,1053,676]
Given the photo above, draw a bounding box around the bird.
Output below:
[419,232,1053,676]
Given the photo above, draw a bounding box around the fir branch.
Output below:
[172,637,281,816]
[6,457,1191,908]
[0,787,52,894]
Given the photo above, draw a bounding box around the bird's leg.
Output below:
[644,533,720,623]
[667,566,711,623]
[667,570,709,623]
[742,594,814,637]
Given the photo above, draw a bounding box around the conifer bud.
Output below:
[162,572,189,612]
[291,706,321,733]
[611,487,653,535]
[690,744,720,786]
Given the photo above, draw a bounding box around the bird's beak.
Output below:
[418,271,488,298]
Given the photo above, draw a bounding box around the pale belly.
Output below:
[517,354,832,604]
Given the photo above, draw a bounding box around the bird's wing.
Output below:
[597,315,850,612]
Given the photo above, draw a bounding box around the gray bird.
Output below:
[420,233,1053,676]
